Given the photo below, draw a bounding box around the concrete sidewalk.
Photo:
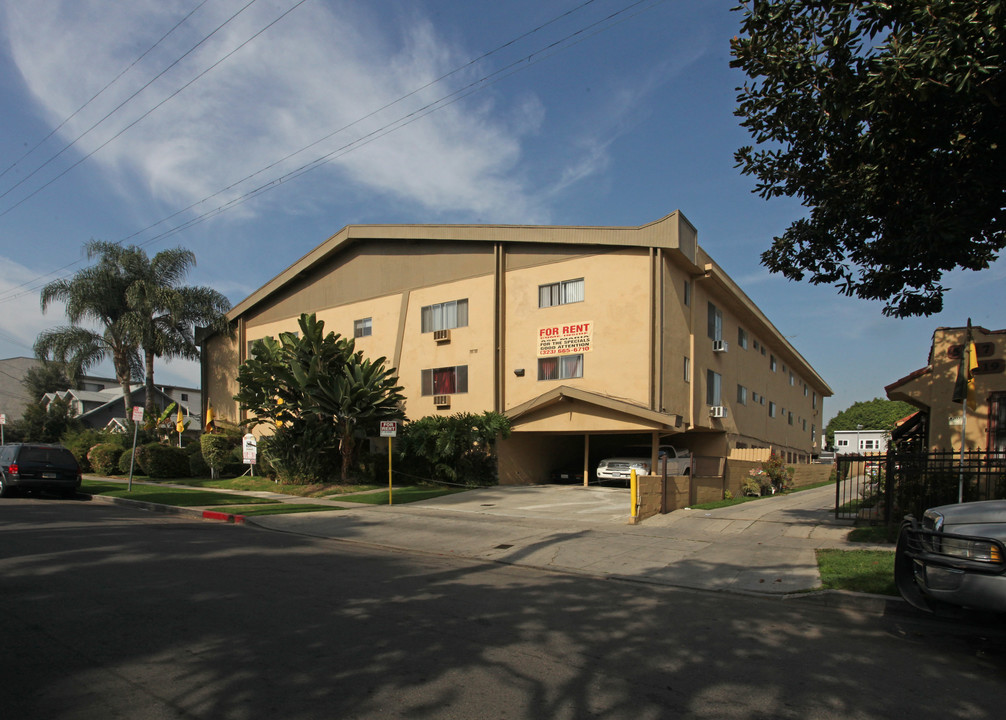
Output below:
[243,483,898,606]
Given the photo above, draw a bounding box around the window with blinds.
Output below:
[539,278,584,308]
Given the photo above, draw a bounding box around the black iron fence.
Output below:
[835,451,1006,524]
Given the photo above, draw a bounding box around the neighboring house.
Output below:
[833,428,888,455]
[200,211,832,484]
[41,385,202,433]
[0,356,39,421]
[886,324,1006,453]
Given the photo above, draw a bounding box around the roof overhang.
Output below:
[505,386,683,434]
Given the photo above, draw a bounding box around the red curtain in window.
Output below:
[433,367,456,394]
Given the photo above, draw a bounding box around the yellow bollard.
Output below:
[630,468,638,519]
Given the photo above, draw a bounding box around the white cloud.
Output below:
[0,257,72,359]
[2,0,548,223]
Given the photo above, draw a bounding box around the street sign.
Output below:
[379,420,398,437]
[0,413,6,425]
[242,433,257,464]
[131,407,144,422]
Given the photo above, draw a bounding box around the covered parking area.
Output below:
[497,386,691,486]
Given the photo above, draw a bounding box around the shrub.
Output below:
[62,428,114,472]
[119,447,144,475]
[140,443,190,478]
[189,450,209,478]
[258,418,340,484]
[201,433,235,478]
[88,443,124,475]
[398,411,511,487]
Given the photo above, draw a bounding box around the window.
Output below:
[539,278,584,308]
[354,317,372,338]
[421,365,468,395]
[421,299,468,333]
[707,302,723,341]
[838,439,849,447]
[684,279,691,306]
[752,391,760,404]
[737,384,747,405]
[789,372,795,386]
[991,393,1006,452]
[769,401,777,418]
[812,392,817,410]
[706,370,722,406]
[738,327,748,349]
[684,356,690,382]
[538,354,584,381]
[788,411,794,425]
[770,354,777,371]
[812,424,817,444]
[180,393,188,402]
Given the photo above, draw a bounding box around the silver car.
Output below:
[895,500,1006,615]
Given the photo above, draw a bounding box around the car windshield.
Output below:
[19,447,77,468]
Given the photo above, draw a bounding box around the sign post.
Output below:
[128,406,144,491]
[0,412,6,446]
[379,421,398,504]
[242,433,258,477]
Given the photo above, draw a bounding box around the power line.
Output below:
[0,0,212,184]
[0,0,268,206]
[0,0,664,305]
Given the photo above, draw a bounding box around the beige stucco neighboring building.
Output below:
[886,325,1006,453]
[201,211,832,484]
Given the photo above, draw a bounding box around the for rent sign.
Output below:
[538,322,593,356]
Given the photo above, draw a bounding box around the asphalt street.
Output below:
[2,498,1004,720]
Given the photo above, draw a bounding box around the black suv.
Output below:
[0,443,82,498]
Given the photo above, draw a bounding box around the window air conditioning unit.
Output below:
[709,406,727,418]
[433,394,451,408]
[712,340,728,353]
[433,329,451,343]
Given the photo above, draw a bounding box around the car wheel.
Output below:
[894,522,962,617]
[0,475,15,498]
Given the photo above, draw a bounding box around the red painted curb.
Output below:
[202,510,245,524]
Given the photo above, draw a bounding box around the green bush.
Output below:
[189,450,209,477]
[258,418,340,484]
[201,433,235,478]
[88,443,124,475]
[140,443,190,478]
[118,446,144,475]
[62,428,114,472]
[398,411,511,487]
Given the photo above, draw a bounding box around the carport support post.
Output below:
[583,434,590,487]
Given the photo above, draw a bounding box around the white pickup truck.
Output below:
[596,445,692,483]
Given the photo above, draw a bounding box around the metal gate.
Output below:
[834,454,886,522]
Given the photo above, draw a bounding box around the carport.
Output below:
[497,386,685,486]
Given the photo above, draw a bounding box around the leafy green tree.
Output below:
[731,1,1005,317]
[825,397,917,447]
[21,362,77,401]
[235,313,405,481]
[37,243,143,414]
[19,397,81,443]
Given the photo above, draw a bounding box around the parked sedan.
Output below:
[0,443,83,498]
[895,499,1006,615]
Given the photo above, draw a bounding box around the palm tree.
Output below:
[86,241,231,420]
[37,240,231,421]
[36,243,143,415]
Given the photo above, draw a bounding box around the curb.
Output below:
[84,493,246,525]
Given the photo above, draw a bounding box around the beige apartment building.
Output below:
[201,211,831,484]
[886,324,1006,453]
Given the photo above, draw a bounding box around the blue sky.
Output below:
[0,0,1001,426]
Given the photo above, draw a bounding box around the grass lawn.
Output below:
[847,525,896,544]
[211,504,345,517]
[691,479,837,511]
[134,475,384,497]
[83,479,276,507]
[816,549,897,596]
[336,486,467,505]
